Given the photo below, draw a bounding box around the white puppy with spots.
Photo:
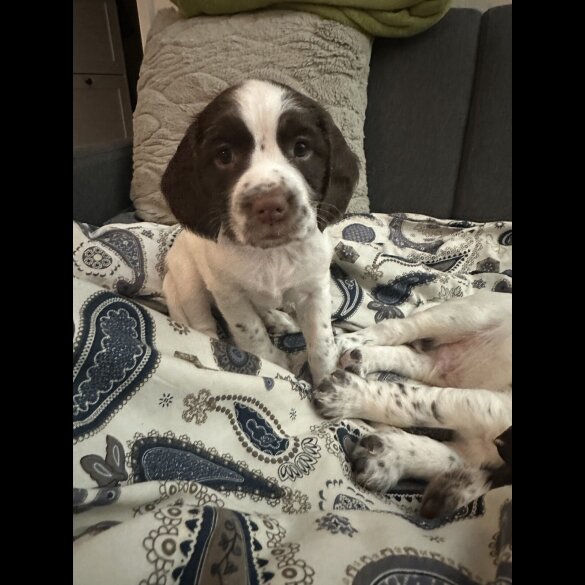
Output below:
[313,291,512,517]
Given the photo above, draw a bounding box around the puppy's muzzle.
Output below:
[251,190,289,225]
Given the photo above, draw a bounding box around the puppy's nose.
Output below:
[252,192,289,224]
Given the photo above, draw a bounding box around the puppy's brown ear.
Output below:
[494,426,512,465]
[317,111,359,230]
[161,120,221,240]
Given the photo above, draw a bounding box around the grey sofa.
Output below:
[73,5,511,226]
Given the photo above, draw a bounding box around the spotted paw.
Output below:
[335,331,374,355]
[350,432,403,492]
[262,309,301,335]
[420,467,488,519]
[312,369,357,419]
[338,348,367,377]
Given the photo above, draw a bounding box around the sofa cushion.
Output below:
[453,5,512,221]
[131,8,372,225]
[365,6,511,221]
[364,8,482,219]
[73,139,134,226]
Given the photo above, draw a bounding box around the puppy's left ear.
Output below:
[318,111,360,230]
[494,426,512,465]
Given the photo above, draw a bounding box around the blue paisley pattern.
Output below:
[368,273,436,322]
[342,223,376,243]
[333,494,370,510]
[73,291,159,441]
[315,513,358,537]
[234,402,290,456]
[353,554,482,585]
[331,265,364,321]
[389,214,444,253]
[276,332,307,352]
[210,339,261,375]
[91,228,146,295]
[425,255,466,272]
[499,230,512,245]
[131,436,284,499]
[172,507,273,585]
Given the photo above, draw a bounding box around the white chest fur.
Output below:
[170,228,334,309]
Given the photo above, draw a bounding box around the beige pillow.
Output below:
[131,8,372,224]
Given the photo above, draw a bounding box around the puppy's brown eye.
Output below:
[216,147,233,166]
[293,140,310,158]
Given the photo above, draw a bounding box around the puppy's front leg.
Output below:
[212,288,289,370]
[293,284,337,385]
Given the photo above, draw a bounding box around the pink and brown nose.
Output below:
[251,192,289,224]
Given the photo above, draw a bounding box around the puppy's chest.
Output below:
[236,253,317,305]
[216,241,331,307]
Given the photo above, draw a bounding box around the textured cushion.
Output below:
[131,8,372,224]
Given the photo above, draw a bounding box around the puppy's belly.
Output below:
[432,331,511,391]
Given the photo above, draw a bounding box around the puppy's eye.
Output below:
[293,140,310,158]
[216,147,233,166]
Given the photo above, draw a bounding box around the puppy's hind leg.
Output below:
[338,291,510,349]
[163,271,218,338]
[419,466,493,519]
[350,426,463,494]
[212,289,290,370]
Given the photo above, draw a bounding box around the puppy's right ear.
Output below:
[161,120,220,240]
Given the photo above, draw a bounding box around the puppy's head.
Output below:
[161,79,359,247]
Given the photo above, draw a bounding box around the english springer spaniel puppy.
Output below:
[313,291,512,518]
[161,80,359,384]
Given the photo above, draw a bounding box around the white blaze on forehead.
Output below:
[229,79,317,245]
[234,80,291,158]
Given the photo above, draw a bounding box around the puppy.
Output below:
[313,291,512,517]
[161,80,359,384]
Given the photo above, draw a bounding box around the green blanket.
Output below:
[170,0,452,37]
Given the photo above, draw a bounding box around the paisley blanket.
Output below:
[73,212,512,585]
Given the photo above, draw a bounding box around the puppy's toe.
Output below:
[312,370,356,419]
[420,483,458,519]
[330,368,353,385]
[358,434,384,454]
[339,348,367,377]
[419,468,486,519]
[350,433,401,492]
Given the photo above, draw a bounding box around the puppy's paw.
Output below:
[262,309,301,335]
[338,348,367,377]
[312,369,357,419]
[350,433,402,492]
[335,331,374,355]
[419,468,490,519]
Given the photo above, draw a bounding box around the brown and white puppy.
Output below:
[161,79,359,383]
[313,291,512,517]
